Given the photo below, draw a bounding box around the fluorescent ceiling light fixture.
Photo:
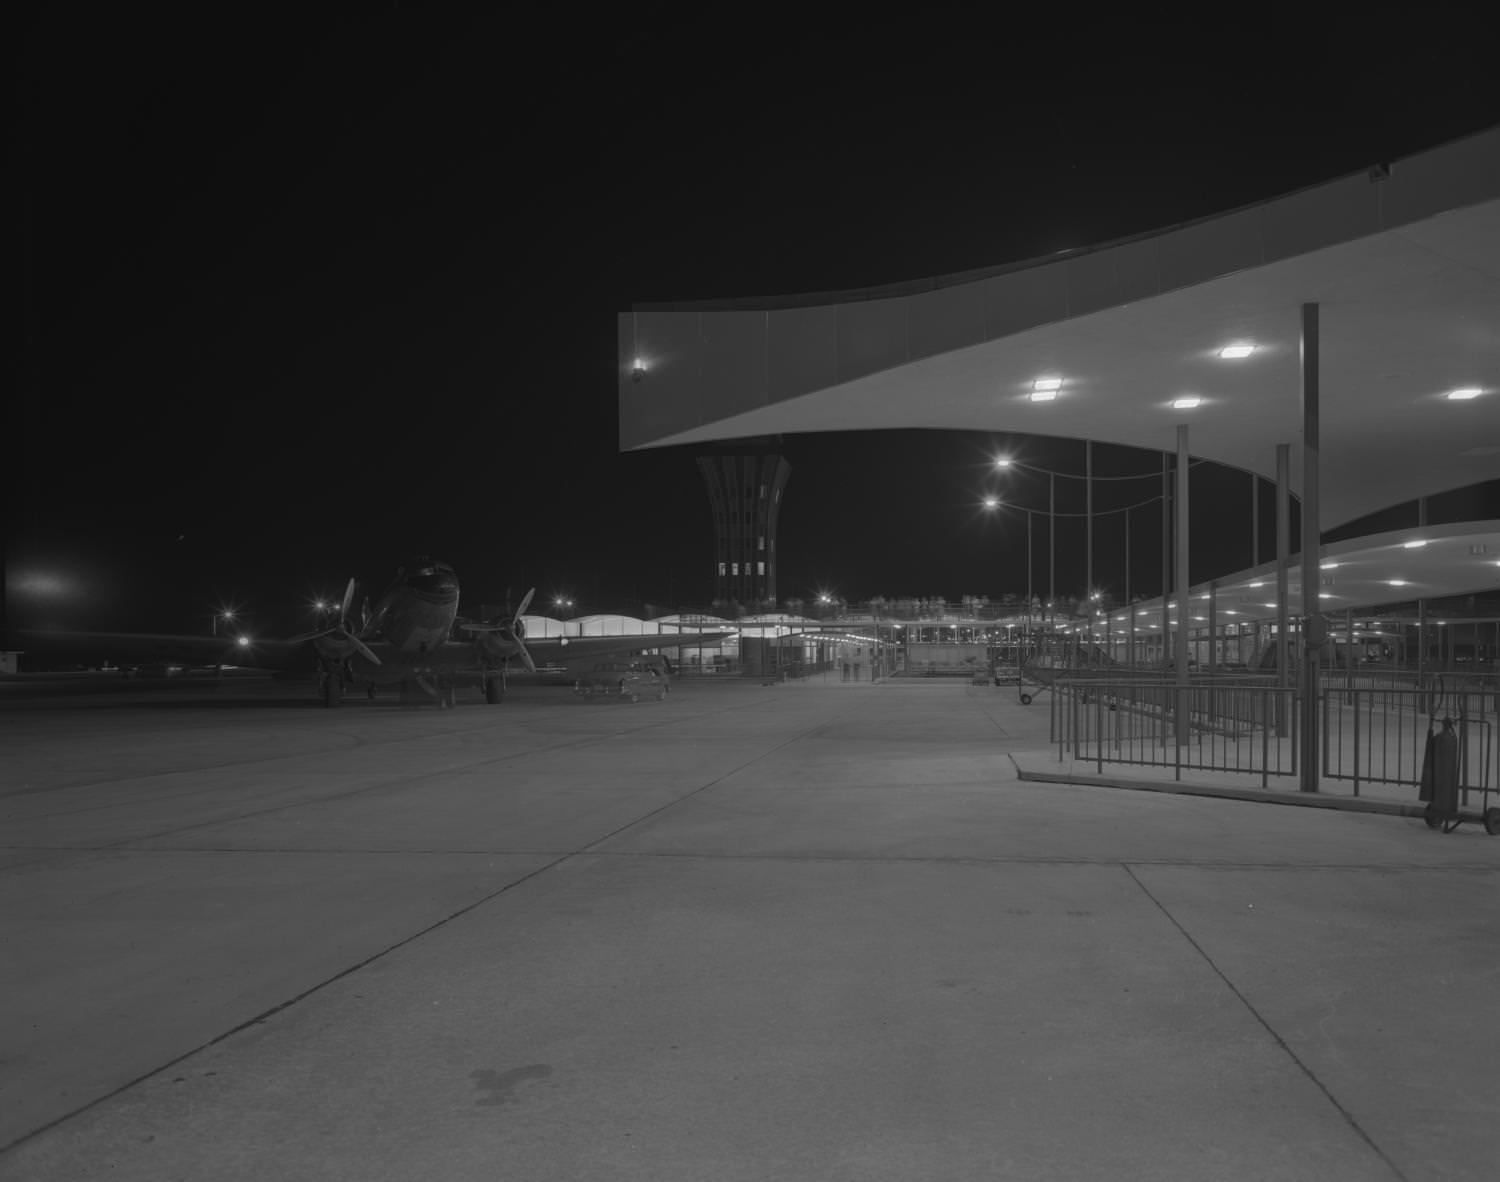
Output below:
[1171,397,1202,410]
[1029,389,1058,402]
[1321,562,1339,570]
[1387,580,1409,586]
[1248,581,1265,588]
[1218,343,1255,359]
[1403,540,1427,549]
[1032,377,1062,391]
[1446,387,1482,400]
[1264,603,1278,609]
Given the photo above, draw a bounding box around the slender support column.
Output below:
[1345,606,1355,703]
[1252,472,1260,568]
[1416,497,1427,683]
[1175,425,1191,747]
[1276,443,1291,738]
[1026,510,1033,609]
[1208,583,1218,676]
[1161,454,1171,647]
[1049,474,1056,613]
[1086,440,1094,598]
[1300,302,1323,793]
[1417,599,1426,683]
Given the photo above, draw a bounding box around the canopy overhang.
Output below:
[619,127,1500,534]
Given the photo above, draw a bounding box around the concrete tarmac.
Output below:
[1,674,1495,1180]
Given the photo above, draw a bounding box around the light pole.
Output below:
[993,452,1187,651]
[212,609,235,637]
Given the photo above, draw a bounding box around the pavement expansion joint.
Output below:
[1123,865,1411,1181]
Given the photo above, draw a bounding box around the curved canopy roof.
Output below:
[619,128,1499,533]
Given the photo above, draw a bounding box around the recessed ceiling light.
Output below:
[1172,397,1202,410]
[1446,387,1482,400]
[1218,344,1255,359]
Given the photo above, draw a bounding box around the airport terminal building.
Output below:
[617,127,1500,792]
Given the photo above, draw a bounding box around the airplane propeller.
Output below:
[291,576,381,666]
[458,586,536,673]
[505,587,537,673]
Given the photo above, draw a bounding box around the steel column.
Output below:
[1299,302,1323,793]
[1276,443,1291,738]
[1175,425,1191,747]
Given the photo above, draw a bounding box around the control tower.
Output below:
[697,453,791,607]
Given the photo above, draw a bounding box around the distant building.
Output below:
[697,454,791,606]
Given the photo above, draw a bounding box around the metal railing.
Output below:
[1323,680,1497,799]
[1050,677,1297,786]
[1048,670,1498,799]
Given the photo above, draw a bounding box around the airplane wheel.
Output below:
[485,676,504,705]
[1424,804,1442,830]
[1019,693,1033,706]
[367,684,377,700]
[322,676,342,708]
[1484,808,1500,836]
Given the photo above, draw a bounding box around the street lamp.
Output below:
[212,608,236,637]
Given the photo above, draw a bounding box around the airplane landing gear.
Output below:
[366,683,377,700]
[484,673,505,705]
[320,671,343,708]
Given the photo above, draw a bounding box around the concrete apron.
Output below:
[2,678,1495,1181]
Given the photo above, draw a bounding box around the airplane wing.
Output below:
[17,630,316,673]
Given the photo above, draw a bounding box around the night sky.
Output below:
[14,11,1500,637]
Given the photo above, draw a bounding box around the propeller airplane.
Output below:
[19,557,733,708]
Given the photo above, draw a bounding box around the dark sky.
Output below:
[14,10,1500,634]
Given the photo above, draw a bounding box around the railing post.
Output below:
[1352,686,1361,797]
[1261,687,1270,789]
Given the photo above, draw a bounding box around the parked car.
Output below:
[573,661,667,702]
